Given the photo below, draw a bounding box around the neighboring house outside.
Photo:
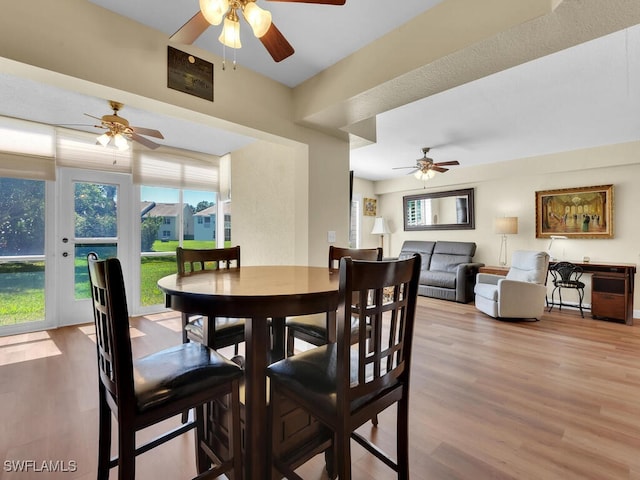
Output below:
[141,201,194,241]
[194,205,216,242]
[193,205,232,243]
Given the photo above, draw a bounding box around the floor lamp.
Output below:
[371,217,390,257]
[495,216,518,266]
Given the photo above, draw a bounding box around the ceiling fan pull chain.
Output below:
[222,44,227,71]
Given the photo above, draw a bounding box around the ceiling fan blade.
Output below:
[170,11,210,45]
[130,132,161,150]
[259,22,294,62]
[267,0,346,4]
[84,113,103,121]
[131,126,164,139]
[434,160,460,167]
[392,166,419,170]
[431,166,449,173]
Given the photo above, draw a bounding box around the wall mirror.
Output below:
[403,188,475,231]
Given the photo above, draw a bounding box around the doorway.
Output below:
[56,168,133,326]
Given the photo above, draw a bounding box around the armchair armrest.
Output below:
[476,272,502,285]
[455,262,485,303]
[497,279,547,318]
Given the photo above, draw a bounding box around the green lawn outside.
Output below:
[0,240,230,325]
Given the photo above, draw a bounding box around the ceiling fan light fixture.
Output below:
[219,12,242,48]
[96,132,111,147]
[199,0,230,25]
[414,169,436,181]
[113,133,130,151]
[243,1,272,38]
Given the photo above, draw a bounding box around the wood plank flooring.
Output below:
[1,297,640,479]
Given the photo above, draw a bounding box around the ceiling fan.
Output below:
[393,147,460,180]
[170,0,346,63]
[84,101,165,150]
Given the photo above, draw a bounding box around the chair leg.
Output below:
[335,429,351,480]
[578,288,585,318]
[397,394,410,480]
[558,288,563,312]
[117,424,136,480]
[194,404,210,474]
[181,312,189,344]
[286,331,295,357]
[230,380,243,480]
[548,289,556,313]
[269,383,281,480]
[97,392,112,480]
[181,312,191,424]
[324,445,337,480]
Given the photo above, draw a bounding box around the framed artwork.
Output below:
[363,198,377,216]
[535,184,613,239]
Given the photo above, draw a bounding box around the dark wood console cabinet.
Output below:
[550,261,636,325]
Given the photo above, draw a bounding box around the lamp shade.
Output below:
[199,0,229,25]
[371,217,390,235]
[494,216,518,235]
[219,16,241,48]
[243,1,272,38]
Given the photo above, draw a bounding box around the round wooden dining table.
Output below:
[157,265,339,480]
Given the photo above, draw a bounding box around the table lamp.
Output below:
[371,217,390,255]
[547,235,568,261]
[494,216,518,266]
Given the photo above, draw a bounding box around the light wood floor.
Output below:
[1,297,640,479]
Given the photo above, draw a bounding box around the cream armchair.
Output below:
[474,250,550,320]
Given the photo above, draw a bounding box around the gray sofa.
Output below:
[398,240,484,303]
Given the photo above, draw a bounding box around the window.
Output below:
[350,194,361,248]
[0,177,46,326]
[139,186,223,307]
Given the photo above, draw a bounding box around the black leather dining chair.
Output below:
[87,253,243,480]
[268,254,421,479]
[176,246,246,355]
[285,246,383,356]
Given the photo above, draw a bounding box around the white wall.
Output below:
[354,141,640,314]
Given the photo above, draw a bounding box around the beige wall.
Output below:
[354,141,640,315]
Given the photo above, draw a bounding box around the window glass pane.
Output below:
[75,182,118,238]
[187,189,216,247]
[0,178,46,325]
[74,243,117,300]
[139,187,220,307]
[140,186,180,307]
[223,201,231,246]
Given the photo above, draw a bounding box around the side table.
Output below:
[478,265,510,276]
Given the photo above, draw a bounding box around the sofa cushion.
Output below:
[432,241,476,257]
[430,253,471,272]
[399,240,435,270]
[421,270,456,289]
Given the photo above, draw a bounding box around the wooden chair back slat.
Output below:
[176,246,241,274]
[336,255,421,409]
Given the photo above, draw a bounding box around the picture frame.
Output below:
[363,198,377,216]
[535,184,613,239]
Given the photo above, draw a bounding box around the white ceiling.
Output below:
[0,1,638,182]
